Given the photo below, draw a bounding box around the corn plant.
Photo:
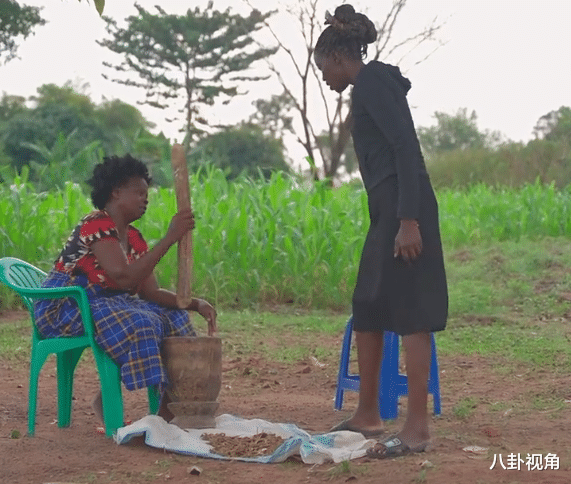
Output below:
[2,169,571,310]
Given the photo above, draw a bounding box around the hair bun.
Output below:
[316,4,377,60]
[330,4,377,45]
[333,4,356,22]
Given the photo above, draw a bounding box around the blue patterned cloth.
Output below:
[34,270,196,391]
[116,414,373,464]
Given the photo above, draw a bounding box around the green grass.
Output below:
[440,237,571,372]
[453,397,479,420]
[0,318,29,361]
[210,308,345,363]
[530,394,566,413]
[3,238,571,373]
[487,401,512,413]
[414,468,428,483]
[0,227,571,374]
[325,460,369,479]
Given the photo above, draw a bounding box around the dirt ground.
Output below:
[1,310,570,484]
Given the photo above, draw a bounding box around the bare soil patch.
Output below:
[1,312,570,484]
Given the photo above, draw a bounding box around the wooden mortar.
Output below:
[161,336,222,429]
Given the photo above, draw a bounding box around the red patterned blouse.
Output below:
[54,210,148,290]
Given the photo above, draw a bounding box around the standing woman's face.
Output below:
[315,51,351,93]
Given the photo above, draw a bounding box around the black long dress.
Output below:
[350,61,448,335]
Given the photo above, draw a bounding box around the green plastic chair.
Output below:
[0,257,159,438]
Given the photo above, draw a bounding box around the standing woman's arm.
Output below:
[355,72,423,261]
[356,73,421,220]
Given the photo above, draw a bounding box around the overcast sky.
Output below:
[2,0,570,154]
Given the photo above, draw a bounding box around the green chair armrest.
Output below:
[17,285,86,298]
[21,285,96,340]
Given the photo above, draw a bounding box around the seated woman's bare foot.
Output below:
[157,393,174,421]
[91,391,104,424]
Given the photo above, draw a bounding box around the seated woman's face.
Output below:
[116,177,149,222]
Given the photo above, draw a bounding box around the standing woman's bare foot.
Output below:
[91,390,104,424]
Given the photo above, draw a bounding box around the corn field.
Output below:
[1,168,571,309]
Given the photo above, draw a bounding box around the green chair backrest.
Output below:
[0,257,96,341]
[0,257,47,312]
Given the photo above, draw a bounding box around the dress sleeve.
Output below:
[128,227,149,260]
[355,72,420,219]
[79,214,119,246]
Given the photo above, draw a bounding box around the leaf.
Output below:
[94,0,105,16]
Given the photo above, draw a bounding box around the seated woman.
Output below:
[34,154,217,422]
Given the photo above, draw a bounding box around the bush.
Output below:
[427,138,571,189]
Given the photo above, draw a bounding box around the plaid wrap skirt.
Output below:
[34,270,196,391]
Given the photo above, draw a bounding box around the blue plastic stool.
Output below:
[334,315,441,420]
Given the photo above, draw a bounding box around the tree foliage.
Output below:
[23,132,102,191]
[248,93,295,138]
[0,93,26,122]
[0,80,294,188]
[0,82,159,178]
[424,106,571,189]
[98,3,277,146]
[0,0,46,64]
[188,123,289,180]
[533,106,571,143]
[417,108,502,155]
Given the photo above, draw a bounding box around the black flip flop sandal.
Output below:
[366,436,428,459]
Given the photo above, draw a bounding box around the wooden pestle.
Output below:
[171,143,193,308]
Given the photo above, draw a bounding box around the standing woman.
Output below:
[314,5,448,458]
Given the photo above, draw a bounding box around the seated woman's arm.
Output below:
[138,273,218,335]
[91,210,192,291]
[137,271,194,309]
